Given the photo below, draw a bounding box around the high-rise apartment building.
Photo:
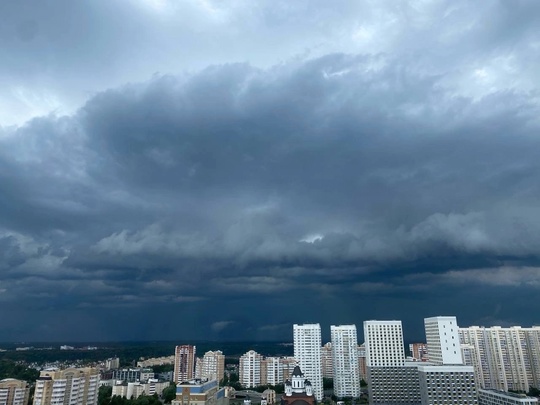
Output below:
[293,324,323,400]
[331,325,360,398]
[201,351,225,382]
[0,379,29,405]
[174,345,196,384]
[425,316,463,365]
[262,357,284,386]
[459,325,540,392]
[239,350,263,388]
[321,343,333,379]
[357,345,367,381]
[365,317,477,405]
[364,321,405,367]
[33,368,99,405]
[364,320,420,405]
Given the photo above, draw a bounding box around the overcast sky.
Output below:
[1,0,540,343]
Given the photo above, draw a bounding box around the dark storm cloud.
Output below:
[1,0,540,341]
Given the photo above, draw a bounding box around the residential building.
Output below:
[293,324,323,401]
[424,316,462,365]
[111,368,154,383]
[417,365,477,405]
[104,358,120,371]
[174,346,196,384]
[459,325,540,392]
[261,357,283,386]
[281,357,297,381]
[137,356,175,368]
[201,351,225,383]
[321,343,333,379]
[365,317,477,405]
[364,320,420,405]
[0,379,29,405]
[331,325,360,398]
[239,350,262,388]
[409,344,428,362]
[478,389,538,405]
[357,345,367,381]
[33,368,99,405]
[172,379,227,405]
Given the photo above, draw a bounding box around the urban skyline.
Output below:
[2,1,540,341]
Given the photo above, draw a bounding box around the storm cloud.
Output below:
[1,0,540,341]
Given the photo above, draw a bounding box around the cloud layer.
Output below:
[1,0,540,341]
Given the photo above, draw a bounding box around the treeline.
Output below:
[0,342,293,366]
[0,360,39,382]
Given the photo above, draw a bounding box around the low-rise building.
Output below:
[479,389,539,405]
[172,379,227,405]
[112,379,170,399]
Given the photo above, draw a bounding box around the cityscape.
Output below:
[1,317,540,405]
[2,2,540,405]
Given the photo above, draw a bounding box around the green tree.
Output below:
[98,386,112,405]
[162,384,176,404]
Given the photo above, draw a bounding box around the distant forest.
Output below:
[0,341,294,367]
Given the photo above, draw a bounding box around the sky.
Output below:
[1,0,540,343]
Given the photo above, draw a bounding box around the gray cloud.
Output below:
[1,0,540,341]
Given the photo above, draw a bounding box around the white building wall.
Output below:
[293,324,323,401]
[331,325,360,398]
[239,350,262,388]
[363,320,405,367]
[424,316,463,365]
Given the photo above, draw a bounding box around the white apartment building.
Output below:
[331,325,360,398]
[239,350,263,388]
[0,379,29,405]
[364,320,420,405]
[293,324,323,401]
[201,351,225,382]
[33,368,99,405]
[365,317,478,405]
[418,365,477,405]
[364,320,405,367]
[459,325,540,392]
[478,389,539,405]
[321,343,333,379]
[425,316,463,365]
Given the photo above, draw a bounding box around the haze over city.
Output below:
[1,0,540,342]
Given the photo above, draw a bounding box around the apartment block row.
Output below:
[459,325,540,392]
[173,346,225,385]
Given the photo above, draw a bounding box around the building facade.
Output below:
[201,351,225,383]
[175,346,197,385]
[331,325,360,398]
[459,325,540,392]
[239,350,263,388]
[478,389,538,405]
[172,379,227,405]
[0,379,29,405]
[425,316,463,365]
[321,343,333,379]
[293,324,323,401]
[33,368,99,405]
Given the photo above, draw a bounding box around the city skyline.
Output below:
[2,1,540,341]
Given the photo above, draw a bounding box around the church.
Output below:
[280,365,317,405]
